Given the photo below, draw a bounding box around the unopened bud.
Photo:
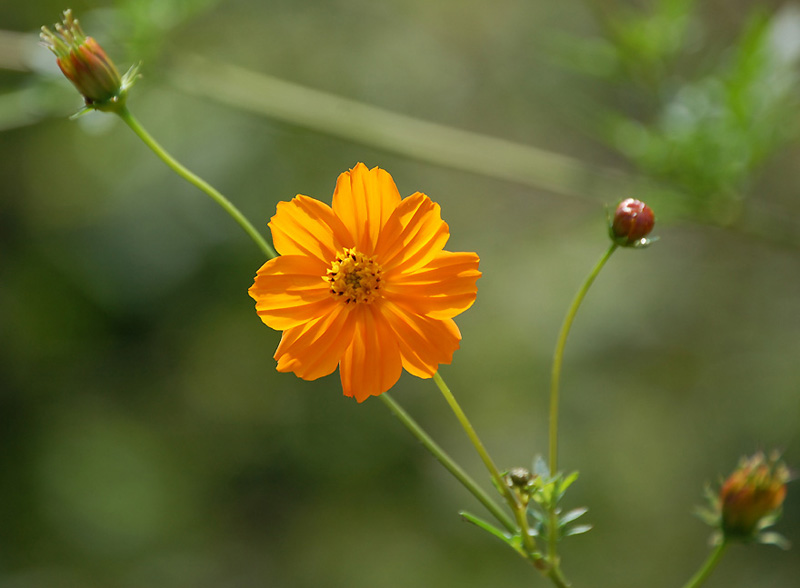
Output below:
[720,452,789,540]
[40,10,139,113]
[506,467,535,489]
[610,198,655,247]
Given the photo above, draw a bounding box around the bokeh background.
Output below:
[1,1,799,587]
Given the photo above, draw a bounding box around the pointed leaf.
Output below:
[558,471,579,496]
[532,455,550,478]
[563,524,593,537]
[559,507,589,526]
[459,511,525,555]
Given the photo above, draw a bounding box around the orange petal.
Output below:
[249,255,333,330]
[270,195,352,262]
[339,305,403,402]
[379,301,462,378]
[384,250,481,319]
[331,163,401,254]
[274,305,356,380]
[375,192,450,275]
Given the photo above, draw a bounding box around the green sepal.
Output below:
[757,531,791,550]
[69,106,94,120]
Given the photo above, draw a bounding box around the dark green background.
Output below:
[1,1,798,586]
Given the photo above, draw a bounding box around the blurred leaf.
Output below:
[559,507,589,526]
[460,511,528,556]
[563,524,593,537]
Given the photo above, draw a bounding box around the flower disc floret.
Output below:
[327,248,383,304]
[249,163,481,402]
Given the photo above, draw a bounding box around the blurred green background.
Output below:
[1,0,799,586]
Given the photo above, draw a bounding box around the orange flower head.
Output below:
[249,163,481,402]
[720,452,789,539]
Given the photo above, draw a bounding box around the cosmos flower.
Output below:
[249,163,481,402]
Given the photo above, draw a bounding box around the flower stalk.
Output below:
[379,393,516,534]
[432,372,545,566]
[549,243,618,475]
[681,541,729,588]
[115,106,276,259]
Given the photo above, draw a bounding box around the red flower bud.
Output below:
[610,198,655,247]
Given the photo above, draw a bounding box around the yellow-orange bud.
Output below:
[41,10,138,112]
[720,452,789,539]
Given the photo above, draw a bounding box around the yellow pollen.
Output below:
[326,247,383,304]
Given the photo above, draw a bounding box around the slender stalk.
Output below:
[379,393,516,534]
[115,105,277,260]
[542,242,617,587]
[549,243,617,475]
[681,542,729,588]
[431,372,544,561]
[546,566,571,588]
[433,372,511,502]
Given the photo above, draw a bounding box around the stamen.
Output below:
[326,247,383,304]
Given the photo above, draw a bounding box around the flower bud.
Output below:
[506,467,535,489]
[720,452,789,540]
[40,10,139,113]
[610,198,655,247]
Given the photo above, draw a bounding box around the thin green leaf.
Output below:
[557,471,579,497]
[563,524,593,537]
[460,511,524,554]
[559,507,589,526]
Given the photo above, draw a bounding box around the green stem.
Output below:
[546,566,571,588]
[115,105,277,260]
[543,242,617,587]
[681,541,729,588]
[432,372,544,562]
[548,243,617,475]
[379,393,516,534]
[433,372,511,502]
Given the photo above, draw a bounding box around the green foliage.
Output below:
[606,9,800,222]
[525,457,592,542]
[548,2,800,224]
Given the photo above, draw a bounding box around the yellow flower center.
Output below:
[326,248,383,304]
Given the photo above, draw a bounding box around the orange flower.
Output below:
[249,163,481,402]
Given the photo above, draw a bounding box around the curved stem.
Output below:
[548,243,617,475]
[681,541,729,588]
[379,392,516,534]
[115,105,277,260]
